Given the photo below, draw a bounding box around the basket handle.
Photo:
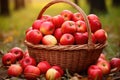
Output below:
[37,0,94,49]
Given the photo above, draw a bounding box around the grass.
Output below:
[0,0,120,59]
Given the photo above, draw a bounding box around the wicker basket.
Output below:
[24,0,107,73]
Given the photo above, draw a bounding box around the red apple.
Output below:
[2,53,16,66]
[88,14,99,21]
[25,27,32,34]
[94,29,107,44]
[97,53,106,62]
[32,20,44,30]
[74,32,88,44]
[26,29,43,44]
[42,35,57,45]
[96,60,111,75]
[23,49,30,58]
[40,21,55,35]
[52,15,64,28]
[51,66,64,76]
[37,61,51,74]
[75,20,87,33]
[83,32,97,44]
[88,14,101,33]
[9,47,24,61]
[40,15,52,21]
[60,33,75,45]
[24,65,40,80]
[7,64,23,77]
[46,68,61,80]
[60,10,73,21]
[54,28,63,42]
[61,21,76,34]
[20,56,36,69]
[88,65,103,80]
[72,12,84,22]
[110,58,120,70]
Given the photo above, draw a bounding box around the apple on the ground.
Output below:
[2,53,16,66]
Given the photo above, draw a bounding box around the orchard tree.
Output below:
[0,0,10,15]
[74,0,79,5]
[112,0,120,7]
[14,0,25,10]
[87,0,107,14]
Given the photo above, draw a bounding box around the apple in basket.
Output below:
[96,59,111,75]
[88,14,102,33]
[61,21,76,34]
[60,33,75,45]
[75,20,87,33]
[94,29,107,44]
[54,28,63,42]
[88,65,103,80]
[37,61,51,74]
[72,12,84,22]
[46,68,61,80]
[20,56,37,69]
[2,52,16,66]
[42,35,57,45]
[7,64,23,77]
[24,65,40,80]
[9,47,24,61]
[74,32,88,44]
[26,29,43,44]
[52,15,64,28]
[60,10,73,21]
[32,20,44,30]
[83,32,97,44]
[40,15,52,21]
[40,21,55,35]
[110,58,120,70]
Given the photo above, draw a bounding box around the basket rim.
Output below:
[24,40,107,51]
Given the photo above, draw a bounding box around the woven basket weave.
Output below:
[24,0,107,73]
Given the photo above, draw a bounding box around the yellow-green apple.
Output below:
[88,65,103,80]
[32,20,44,30]
[37,61,51,74]
[2,53,16,66]
[54,28,63,42]
[83,32,97,44]
[75,20,87,33]
[42,35,57,45]
[88,14,101,32]
[60,10,73,21]
[24,65,40,80]
[60,33,75,45]
[74,32,88,44]
[94,29,107,43]
[26,29,43,44]
[40,15,52,22]
[9,47,24,61]
[72,12,84,22]
[7,64,23,77]
[51,66,64,76]
[20,56,36,69]
[40,21,55,35]
[110,58,120,70]
[61,21,76,34]
[52,15,64,28]
[96,60,111,75]
[46,68,61,80]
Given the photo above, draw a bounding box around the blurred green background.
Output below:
[0,0,120,59]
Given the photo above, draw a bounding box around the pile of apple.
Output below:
[2,47,120,80]
[2,47,64,80]
[88,53,120,80]
[25,10,107,45]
